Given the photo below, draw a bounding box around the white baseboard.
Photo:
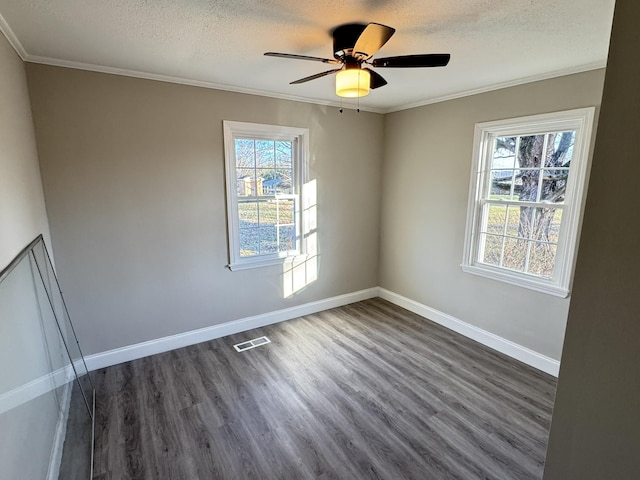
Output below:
[378,288,560,377]
[84,286,559,377]
[84,287,379,371]
[0,364,76,415]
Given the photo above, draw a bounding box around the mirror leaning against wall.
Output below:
[0,234,94,479]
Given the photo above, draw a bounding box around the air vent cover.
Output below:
[233,336,271,352]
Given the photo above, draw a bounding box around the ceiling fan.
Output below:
[264,22,450,98]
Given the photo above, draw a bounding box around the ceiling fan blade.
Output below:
[290,68,342,85]
[372,54,451,68]
[353,23,396,60]
[364,68,387,89]
[264,52,340,65]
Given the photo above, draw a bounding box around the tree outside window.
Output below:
[462,108,596,297]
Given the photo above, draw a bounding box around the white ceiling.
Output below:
[0,0,616,113]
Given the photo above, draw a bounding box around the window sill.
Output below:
[461,264,570,298]
[228,253,307,271]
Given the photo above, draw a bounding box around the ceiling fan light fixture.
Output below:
[265,22,450,97]
[335,68,371,97]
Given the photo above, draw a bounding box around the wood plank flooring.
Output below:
[92,298,557,480]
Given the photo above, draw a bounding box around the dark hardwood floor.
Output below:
[92,298,557,480]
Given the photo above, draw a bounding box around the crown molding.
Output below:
[0,12,27,60]
[24,54,607,115]
[382,61,607,114]
[25,54,386,114]
[3,14,605,117]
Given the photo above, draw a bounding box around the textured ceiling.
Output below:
[0,0,615,112]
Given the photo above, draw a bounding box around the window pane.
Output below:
[528,242,557,278]
[275,168,294,194]
[238,201,258,226]
[255,140,275,168]
[517,135,545,169]
[262,177,281,195]
[484,204,507,235]
[505,205,533,239]
[544,131,575,168]
[277,198,295,225]
[259,226,278,253]
[516,135,544,204]
[480,234,503,266]
[258,200,277,226]
[275,142,293,194]
[235,139,255,168]
[278,225,296,252]
[490,137,516,200]
[490,170,515,200]
[503,238,527,272]
[532,208,562,243]
[549,209,562,243]
[258,168,293,195]
[280,176,293,194]
[540,168,569,204]
[275,141,292,168]
[255,168,275,195]
[491,137,516,169]
[239,227,260,257]
[236,174,261,197]
[518,168,542,202]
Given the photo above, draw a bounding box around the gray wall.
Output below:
[27,65,384,355]
[27,62,607,362]
[0,32,61,480]
[379,70,605,360]
[0,32,50,267]
[544,0,640,477]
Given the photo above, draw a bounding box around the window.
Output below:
[462,108,595,297]
[223,121,308,270]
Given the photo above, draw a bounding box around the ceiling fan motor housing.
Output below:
[332,23,367,59]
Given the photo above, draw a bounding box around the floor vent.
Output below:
[234,336,271,352]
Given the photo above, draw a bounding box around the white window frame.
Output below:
[223,121,309,271]
[462,107,596,297]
